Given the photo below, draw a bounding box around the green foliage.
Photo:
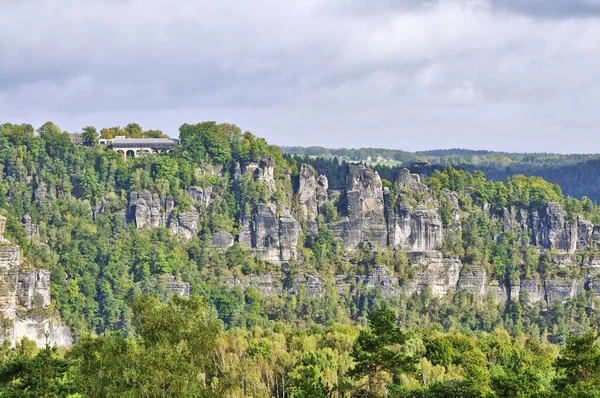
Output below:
[554,328,600,392]
[0,342,75,396]
[80,125,99,146]
[69,295,222,398]
[350,305,418,396]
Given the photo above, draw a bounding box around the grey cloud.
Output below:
[490,0,600,18]
[1,0,599,153]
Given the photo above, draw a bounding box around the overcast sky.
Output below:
[1,0,600,153]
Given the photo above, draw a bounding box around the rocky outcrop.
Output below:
[279,215,301,261]
[362,265,401,296]
[388,204,442,251]
[330,164,387,250]
[252,204,282,263]
[544,278,585,303]
[22,214,39,240]
[403,252,462,297]
[531,202,577,253]
[187,186,212,208]
[169,209,200,240]
[520,278,544,304]
[157,274,191,297]
[225,274,282,296]
[241,157,276,192]
[34,182,47,201]
[0,217,71,347]
[289,273,324,297]
[127,191,201,239]
[577,216,594,249]
[297,164,318,222]
[128,191,164,229]
[212,232,234,249]
[240,204,300,264]
[456,265,487,300]
[316,175,329,213]
[485,281,508,304]
[396,168,428,193]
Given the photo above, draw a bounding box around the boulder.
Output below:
[212,232,234,249]
[169,209,200,240]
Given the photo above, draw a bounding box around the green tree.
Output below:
[288,348,338,398]
[350,305,418,397]
[0,342,75,397]
[81,125,99,146]
[554,329,600,393]
[70,295,225,397]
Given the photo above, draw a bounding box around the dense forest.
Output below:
[4,299,600,397]
[2,121,600,396]
[283,146,600,203]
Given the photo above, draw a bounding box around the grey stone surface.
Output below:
[212,232,235,249]
[158,274,191,297]
[187,186,212,208]
[0,238,71,347]
[404,253,462,297]
[544,278,585,303]
[169,209,200,240]
[531,202,577,253]
[388,204,442,252]
[456,265,487,300]
[297,164,318,222]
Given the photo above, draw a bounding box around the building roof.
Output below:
[110,138,178,146]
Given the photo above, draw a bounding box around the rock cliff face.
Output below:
[329,164,388,250]
[388,204,442,252]
[187,186,212,208]
[0,217,72,347]
[156,274,191,297]
[127,191,201,239]
[531,202,578,253]
[212,232,234,249]
[221,163,600,306]
[123,160,600,306]
[403,252,462,297]
[239,204,300,264]
[169,209,200,240]
[297,164,318,223]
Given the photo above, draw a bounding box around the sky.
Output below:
[1,0,600,153]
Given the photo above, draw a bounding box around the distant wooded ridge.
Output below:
[282,146,600,203]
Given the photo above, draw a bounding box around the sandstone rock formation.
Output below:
[126,161,600,307]
[187,186,212,208]
[127,191,201,240]
[0,216,72,347]
[297,164,318,223]
[329,164,388,250]
[212,232,235,249]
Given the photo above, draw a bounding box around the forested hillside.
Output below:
[2,121,600,396]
